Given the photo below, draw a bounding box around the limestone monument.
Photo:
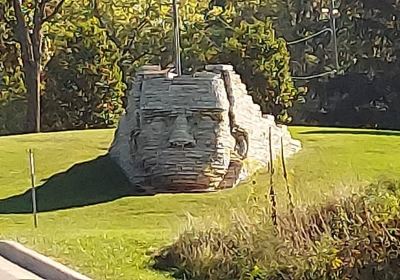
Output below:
[110,64,301,193]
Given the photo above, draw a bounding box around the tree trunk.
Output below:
[24,60,41,133]
[12,0,65,133]
[12,0,41,133]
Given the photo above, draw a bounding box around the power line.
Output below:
[292,70,336,81]
[287,28,333,45]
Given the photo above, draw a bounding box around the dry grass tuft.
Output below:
[153,180,400,280]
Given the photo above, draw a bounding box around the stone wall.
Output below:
[109,64,301,193]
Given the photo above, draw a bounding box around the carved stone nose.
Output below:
[169,115,196,147]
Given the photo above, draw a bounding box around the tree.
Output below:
[2,0,66,133]
[42,15,125,130]
[92,0,301,122]
[176,0,301,121]
[90,0,173,87]
[1,0,125,133]
[0,3,26,134]
[279,0,400,128]
[1,0,302,132]
[274,0,400,80]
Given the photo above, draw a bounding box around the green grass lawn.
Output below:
[0,127,400,279]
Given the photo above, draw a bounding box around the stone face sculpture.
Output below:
[110,64,301,192]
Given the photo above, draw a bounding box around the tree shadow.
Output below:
[0,155,150,214]
[299,129,400,137]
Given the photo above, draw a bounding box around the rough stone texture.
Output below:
[110,64,301,192]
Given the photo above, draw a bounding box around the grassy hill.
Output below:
[0,127,400,279]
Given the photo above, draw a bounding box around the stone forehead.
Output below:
[139,74,229,111]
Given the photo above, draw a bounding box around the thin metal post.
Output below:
[172,0,182,76]
[330,0,339,71]
[28,149,38,228]
[268,127,277,227]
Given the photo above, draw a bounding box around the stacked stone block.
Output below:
[110,64,301,192]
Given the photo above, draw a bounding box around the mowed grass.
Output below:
[0,127,400,279]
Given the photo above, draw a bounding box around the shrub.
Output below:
[153,181,400,280]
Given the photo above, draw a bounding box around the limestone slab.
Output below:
[110,64,301,192]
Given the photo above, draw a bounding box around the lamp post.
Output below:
[289,0,341,80]
[172,0,182,76]
[330,0,340,71]
[321,0,340,71]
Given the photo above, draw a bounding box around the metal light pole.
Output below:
[290,0,341,80]
[330,0,340,71]
[172,0,182,76]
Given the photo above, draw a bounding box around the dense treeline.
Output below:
[283,0,400,129]
[0,0,298,135]
[1,0,400,134]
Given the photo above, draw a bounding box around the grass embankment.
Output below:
[0,127,399,279]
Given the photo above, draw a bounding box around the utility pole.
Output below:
[172,0,182,76]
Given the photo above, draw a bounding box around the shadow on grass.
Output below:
[0,155,150,214]
[300,129,400,137]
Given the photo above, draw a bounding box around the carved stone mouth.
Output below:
[168,141,196,149]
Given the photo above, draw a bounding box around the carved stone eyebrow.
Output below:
[185,108,224,113]
[141,109,173,115]
[141,108,224,114]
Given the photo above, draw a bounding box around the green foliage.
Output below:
[267,0,400,128]
[0,5,25,96]
[42,14,125,131]
[270,181,400,279]
[169,0,300,121]
[1,0,302,130]
[0,1,26,135]
[93,0,301,122]
[282,0,400,87]
[0,0,125,133]
[0,97,26,135]
[275,0,400,77]
[91,0,173,82]
[153,181,400,280]
[3,0,400,131]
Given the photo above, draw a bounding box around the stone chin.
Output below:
[109,64,301,193]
